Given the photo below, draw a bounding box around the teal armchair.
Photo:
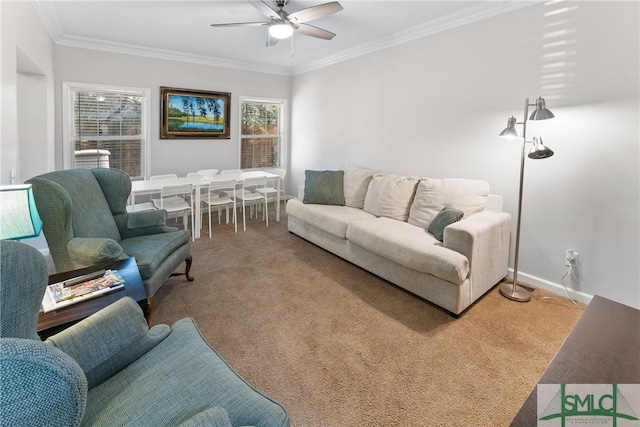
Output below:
[0,240,290,427]
[27,168,193,305]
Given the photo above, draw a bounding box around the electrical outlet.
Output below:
[565,249,579,267]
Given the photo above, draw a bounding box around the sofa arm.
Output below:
[67,237,126,268]
[46,297,170,389]
[443,210,511,296]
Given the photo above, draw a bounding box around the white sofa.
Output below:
[286,166,512,316]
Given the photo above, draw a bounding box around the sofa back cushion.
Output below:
[343,165,377,209]
[363,174,419,221]
[408,178,489,229]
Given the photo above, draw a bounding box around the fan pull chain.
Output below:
[290,33,294,58]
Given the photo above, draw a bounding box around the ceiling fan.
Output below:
[210,0,343,46]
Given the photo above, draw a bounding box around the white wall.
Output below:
[290,2,640,308]
[1,1,55,185]
[1,1,56,251]
[53,47,291,178]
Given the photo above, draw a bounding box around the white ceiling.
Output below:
[34,0,536,75]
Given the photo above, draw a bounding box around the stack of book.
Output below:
[41,269,125,313]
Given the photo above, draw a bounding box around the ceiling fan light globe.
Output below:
[269,23,293,39]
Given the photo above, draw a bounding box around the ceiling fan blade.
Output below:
[210,22,269,28]
[287,1,343,24]
[249,1,280,20]
[295,23,336,40]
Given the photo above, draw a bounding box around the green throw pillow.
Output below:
[303,170,345,206]
[428,206,464,241]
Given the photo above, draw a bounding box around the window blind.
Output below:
[68,87,146,179]
[240,100,284,169]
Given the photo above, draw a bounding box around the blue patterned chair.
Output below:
[27,168,193,309]
[0,240,290,427]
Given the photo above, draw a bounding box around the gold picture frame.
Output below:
[160,86,231,139]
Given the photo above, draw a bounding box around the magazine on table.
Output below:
[41,269,125,313]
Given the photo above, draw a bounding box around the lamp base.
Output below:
[499,281,531,302]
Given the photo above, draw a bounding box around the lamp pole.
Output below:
[499,98,533,302]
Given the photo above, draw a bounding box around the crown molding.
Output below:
[290,1,539,75]
[32,0,539,77]
[55,35,292,76]
[31,0,64,42]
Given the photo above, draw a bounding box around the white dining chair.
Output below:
[197,169,219,178]
[201,179,237,236]
[150,174,178,180]
[152,183,195,241]
[235,177,268,231]
[255,168,286,217]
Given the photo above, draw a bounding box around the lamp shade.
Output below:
[269,22,293,39]
[0,184,43,240]
[528,136,555,159]
[529,97,555,120]
[499,116,519,138]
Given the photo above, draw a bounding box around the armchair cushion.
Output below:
[119,231,191,280]
[0,338,88,427]
[67,237,126,267]
[47,297,170,389]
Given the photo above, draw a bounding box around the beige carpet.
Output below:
[151,212,585,427]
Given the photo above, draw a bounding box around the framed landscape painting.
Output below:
[160,87,231,139]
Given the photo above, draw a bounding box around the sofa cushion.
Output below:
[343,165,376,209]
[303,170,345,206]
[346,217,469,285]
[287,198,376,239]
[428,207,464,241]
[363,174,419,221]
[408,178,489,229]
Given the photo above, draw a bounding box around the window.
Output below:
[240,97,286,169]
[63,82,150,179]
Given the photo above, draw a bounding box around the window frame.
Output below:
[62,81,151,179]
[238,95,287,170]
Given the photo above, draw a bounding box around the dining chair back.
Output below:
[150,174,178,180]
[255,168,286,212]
[202,179,237,236]
[235,177,268,231]
[152,184,195,240]
[197,169,219,178]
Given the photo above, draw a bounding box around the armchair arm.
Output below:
[0,338,87,427]
[67,237,126,269]
[443,210,511,299]
[46,297,170,389]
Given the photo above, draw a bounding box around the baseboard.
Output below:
[507,268,593,305]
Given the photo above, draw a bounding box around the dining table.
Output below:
[130,170,281,239]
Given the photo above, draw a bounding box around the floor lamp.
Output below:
[498,97,555,302]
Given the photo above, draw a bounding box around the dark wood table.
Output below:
[37,257,147,339]
[511,295,640,425]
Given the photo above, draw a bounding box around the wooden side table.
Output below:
[510,295,640,425]
[37,257,147,339]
